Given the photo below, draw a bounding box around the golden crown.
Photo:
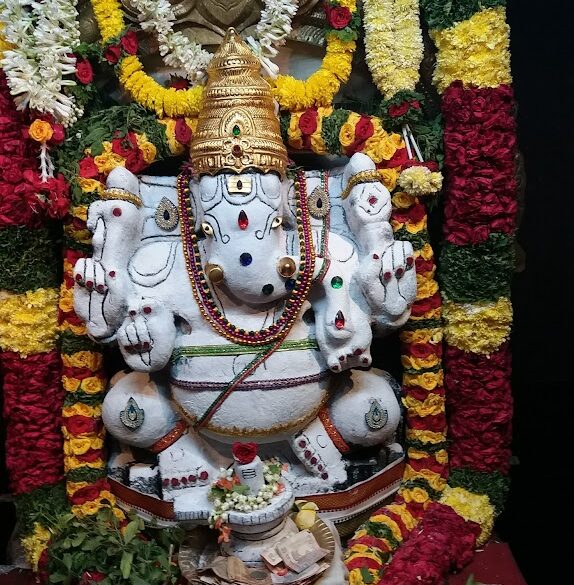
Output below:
[189,28,288,178]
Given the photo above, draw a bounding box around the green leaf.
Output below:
[120,550,134,579]
[62,553,73,570]
[131,575,149,585]
[232,484,250,495]
[49,573,66,583]
[123,519,140,544]
[360,567,375,583]
[71,532,87,547]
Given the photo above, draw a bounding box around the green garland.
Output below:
[439,233,514,303]
[421,0,507,30]
[66,467,107,484]
[0,226,62,293]
[60,331,101,354]
[378,90,425,133]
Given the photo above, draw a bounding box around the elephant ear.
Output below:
[107,166,141,196]
[343,152,377,185]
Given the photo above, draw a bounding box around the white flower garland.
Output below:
[208,462,283,526]
[0,0,80,125]
[363,0,423,99]
[127,0,211,83]
[128,0,298,81]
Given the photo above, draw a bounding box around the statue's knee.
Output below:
[329,369,401,447]
[102,370,180,449]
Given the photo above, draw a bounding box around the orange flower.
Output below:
[28,120,53,142]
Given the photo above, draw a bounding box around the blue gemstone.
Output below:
[240,253,252,266]
[285,278,296,291]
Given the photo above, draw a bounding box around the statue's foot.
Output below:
[158,430,230,503]
[290,417,348,487]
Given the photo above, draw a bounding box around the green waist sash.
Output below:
[171,338,319,361]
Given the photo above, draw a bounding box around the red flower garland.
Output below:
[442,82,517,245]
[1,350,65,494]
[380,503,480,585]
[445,343,513,473]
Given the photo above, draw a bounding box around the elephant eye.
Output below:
[201,222,214,236]
[271,216,283,229]
[155,197,179,231]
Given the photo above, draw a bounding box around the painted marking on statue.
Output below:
[119,397,145,430]
[365,399,388,430]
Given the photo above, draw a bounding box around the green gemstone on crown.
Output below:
[232,125,241,137]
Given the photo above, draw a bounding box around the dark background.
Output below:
[1,1,572,582]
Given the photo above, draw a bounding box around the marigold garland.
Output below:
[90,0,203,118]
[272,1,359,111]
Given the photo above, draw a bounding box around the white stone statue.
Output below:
[73,30,416,525]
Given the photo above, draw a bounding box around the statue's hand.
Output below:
[117,298,176,371]
[73,199,144,340]
[360,240,417,329]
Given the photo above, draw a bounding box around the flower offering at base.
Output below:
[232,441,265,494]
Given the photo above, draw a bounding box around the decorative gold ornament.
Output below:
[308,186,330,218]
[100,188,143,207]
[340,170,383,200]
[277,256,297,278]
[189,28,288,177]
[205,263,224,284]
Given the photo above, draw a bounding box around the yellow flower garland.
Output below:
[90,0,203,117]
[431,7,512,92]
[443,296,513,355]
[272,33,356,111]
[0,288,59,356]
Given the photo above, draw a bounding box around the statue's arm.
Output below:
[73,195,144,342]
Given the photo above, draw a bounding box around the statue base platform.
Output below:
[108,457,404,533]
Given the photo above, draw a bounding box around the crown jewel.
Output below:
[189,28,288,177]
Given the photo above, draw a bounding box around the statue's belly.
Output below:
[170,343,329,440]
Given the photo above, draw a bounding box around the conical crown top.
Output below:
[189,28,288,177]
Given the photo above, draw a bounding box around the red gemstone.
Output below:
[96,284,105,293]
[162,479,169,487]
[406,256,414,266]
[108,270,116,277]
[189,475,196,482]
[232,144,242,157]
[362,357,369,364]
[368,196,378,206]
[383,271,392,281]
[75,273,82,281]
[181,476,188,484]
[335,311,345,330]
[238,210,248,230]
[310,457,317,465]
[321,473,329,480]
[395,267,404,278]
[171,478,179,487]
[143,306,152,314]
[372,254,379,260]
[85,280,93,289]
[298,440,306,448]
[113,207,122,217]
[353,348,363,356]
[304,450,311,459]
[129,310,136,316]
[199,470,209,481]
[317,464,323,471]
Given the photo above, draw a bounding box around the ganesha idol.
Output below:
[73,30,416,523]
